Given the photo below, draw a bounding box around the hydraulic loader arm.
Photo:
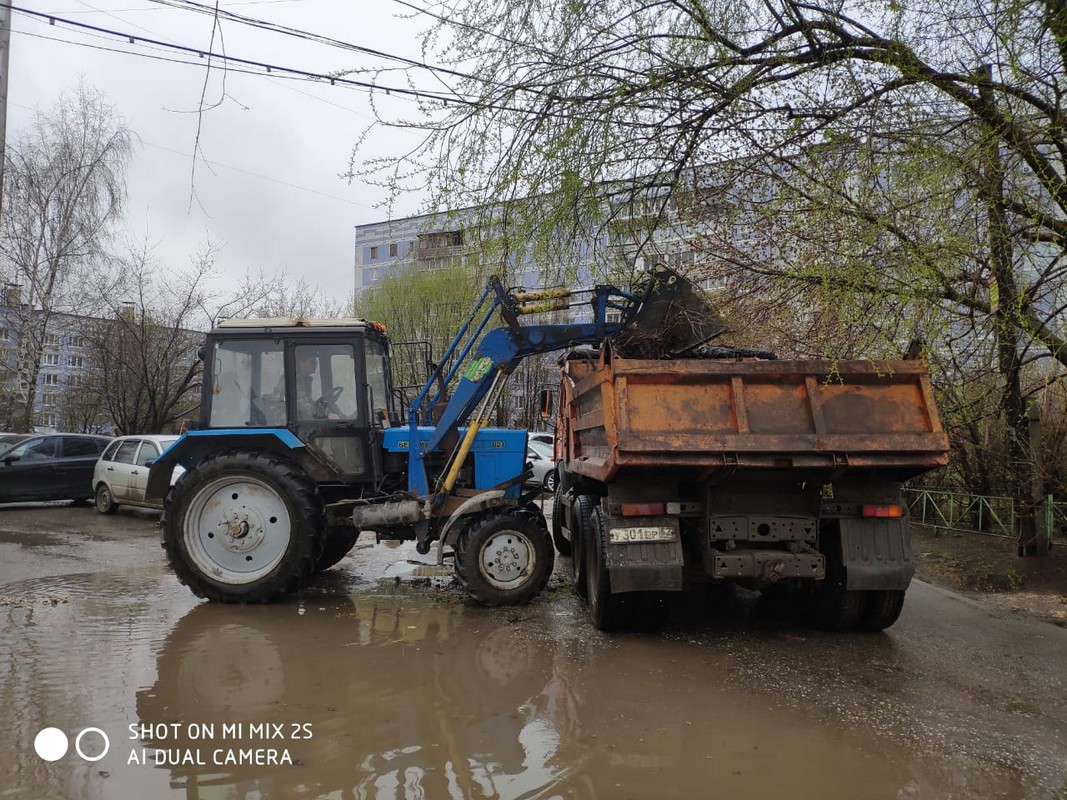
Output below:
[405,279,639,496]
[405,265,726,498]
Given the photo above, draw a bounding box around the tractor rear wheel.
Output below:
[164,450,324,603]
[315,526,359,572]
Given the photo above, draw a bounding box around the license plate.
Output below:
[609,527,675,544]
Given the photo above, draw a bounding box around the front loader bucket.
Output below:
[613,265,728,358]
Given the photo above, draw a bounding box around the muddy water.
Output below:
[1,510,1065,799]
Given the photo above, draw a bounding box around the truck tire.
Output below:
[810,586,866,631]
[585,505,631,631]
[454,506,554,606]
[857,590,905,631]
[550,483,571,556]
[571,494,598,599]
[164,450,325,603]
[315,526,359,573]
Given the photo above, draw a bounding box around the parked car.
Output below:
[93,435,183,514]
[525,443,557,494]
[528,432,555,450]
[0,434,113,503]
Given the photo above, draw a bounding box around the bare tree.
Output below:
[0,82,131,431]
[80,242,286,434]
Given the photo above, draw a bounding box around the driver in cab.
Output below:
[295,351,340,420]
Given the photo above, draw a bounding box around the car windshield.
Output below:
[528,440,554,459]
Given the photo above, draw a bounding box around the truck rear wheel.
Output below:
[858,590,905,631]
[810,585,866,630]
[550,483,571,556]
[454,507,554,606]
[164,450,325,603]
[571,494,598,599]
[586,506,631,631]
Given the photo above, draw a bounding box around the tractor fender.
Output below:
[146,429,306,503]
[434,490,509,565]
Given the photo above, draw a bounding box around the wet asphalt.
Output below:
[1,500,1065,800]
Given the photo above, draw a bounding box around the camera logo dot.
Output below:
[33,728,68,762]
[34,727,110,762]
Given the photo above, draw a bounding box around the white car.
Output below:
[93,434,182,514]
[525,442,557,494]
[528,432,555,449]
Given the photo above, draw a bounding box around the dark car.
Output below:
[0,433,113,503]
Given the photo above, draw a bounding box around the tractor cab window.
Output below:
[365,339,391,425]
[209,340,286,428]
[293,344,359,421]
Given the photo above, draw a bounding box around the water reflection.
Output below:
[136,594,579,800]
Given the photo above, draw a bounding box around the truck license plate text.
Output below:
[609,527,674,544]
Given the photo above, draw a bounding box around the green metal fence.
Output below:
[905,488,1066,544]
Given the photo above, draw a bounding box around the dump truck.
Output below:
[550,344,950,631]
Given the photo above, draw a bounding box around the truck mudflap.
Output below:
[838,518,915,591]
[605,516,684,592]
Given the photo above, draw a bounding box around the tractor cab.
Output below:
[201,318,395,484]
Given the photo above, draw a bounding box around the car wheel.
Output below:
[95,483,118,514]
[542,468,558,495]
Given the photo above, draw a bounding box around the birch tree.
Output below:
[1,83,131,431]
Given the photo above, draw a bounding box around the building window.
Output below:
[43,373,59,386]
[69,375,82,388]
[369,246,379,259]
[389,243,398,257]
[42,393,58,407]
[42,353,60,366]
[69,355,85,368]
[38,412,58,429]
[0,328,8,340]
[70,335,87,348]
[44,333,61,347]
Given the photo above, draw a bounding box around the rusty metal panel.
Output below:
[561,354,949,483]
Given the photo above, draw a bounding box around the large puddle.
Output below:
[0,533,1064,799]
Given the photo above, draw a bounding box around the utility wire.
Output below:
[9,4,472,106]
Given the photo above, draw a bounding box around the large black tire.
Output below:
[571,494,598,599]
[857,590,906,631]
[315,526,359,573]
[550,483,571,556]
[163,450,325,603]
[585,505,631,631]
[810,586,866,630]
[95,482,117,514]
[454,506,554,606]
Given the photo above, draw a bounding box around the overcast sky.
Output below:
[8,0,433,300]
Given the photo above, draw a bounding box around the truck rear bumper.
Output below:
[709,549,825,582]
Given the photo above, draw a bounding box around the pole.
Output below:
[0,1,9,223]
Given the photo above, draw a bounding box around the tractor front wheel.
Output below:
[454,506,554,606]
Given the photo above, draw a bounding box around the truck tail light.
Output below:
[620,502,665,517]
[862,504,904,518]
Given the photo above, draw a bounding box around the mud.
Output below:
[1,502,1066,799]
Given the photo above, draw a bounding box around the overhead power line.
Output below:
[9,3,472,107]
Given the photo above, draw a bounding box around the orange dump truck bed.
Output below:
[561,352,950,483]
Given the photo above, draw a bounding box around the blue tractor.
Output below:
[147,268,712,606]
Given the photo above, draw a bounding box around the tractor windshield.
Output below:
[209,340,286,427]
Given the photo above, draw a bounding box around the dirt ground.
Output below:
[912,524,1067,625]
